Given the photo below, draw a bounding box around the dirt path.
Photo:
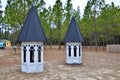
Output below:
[0,47,120,80]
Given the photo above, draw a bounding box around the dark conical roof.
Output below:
[17,5,47,42]
[64,17,84,42]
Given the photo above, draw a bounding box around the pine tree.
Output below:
[64,0,73,22]
[3,0,46,44]
[83,0,105,51]
[53,0,63,49]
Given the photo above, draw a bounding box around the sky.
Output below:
[0,0,120,16]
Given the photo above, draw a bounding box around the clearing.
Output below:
[0,46,120,80]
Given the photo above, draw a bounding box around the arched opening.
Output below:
[38,46,41,62]
[79,45,81,56]
[30,46,34,63]
[68,46,71,57]
[23,46,26,62]
[74,46,77,57]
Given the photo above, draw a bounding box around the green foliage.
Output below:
[64,0,73,21]
[2,0,46,44]
[52,0,63,49]
[52,0,63,25]
[1,0,120,46]
[82,1,120,45]
[0,10,2,22]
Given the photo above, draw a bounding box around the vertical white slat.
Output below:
[71,45,74,58]
[76,45,79,57]
[34,45,37,63]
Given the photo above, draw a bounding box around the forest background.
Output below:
[0,0,120,49]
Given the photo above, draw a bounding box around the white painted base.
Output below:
[66,58,82,64]
[21,63,44,73]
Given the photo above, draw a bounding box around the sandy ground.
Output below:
[0,46,120,80]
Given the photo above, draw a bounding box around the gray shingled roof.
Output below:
[17,5,47,42]
[63,17,84,42]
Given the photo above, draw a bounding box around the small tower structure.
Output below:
[64,17,84,64]
[17,5,47,73]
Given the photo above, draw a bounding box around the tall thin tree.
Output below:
[53,0,63,49]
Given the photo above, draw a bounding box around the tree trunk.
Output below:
[94,31,98,51]
[49,28,52,49]
[93,5,98,51]
[102,34,105,51]
[88,35,91,50]
[58,21,61,49]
